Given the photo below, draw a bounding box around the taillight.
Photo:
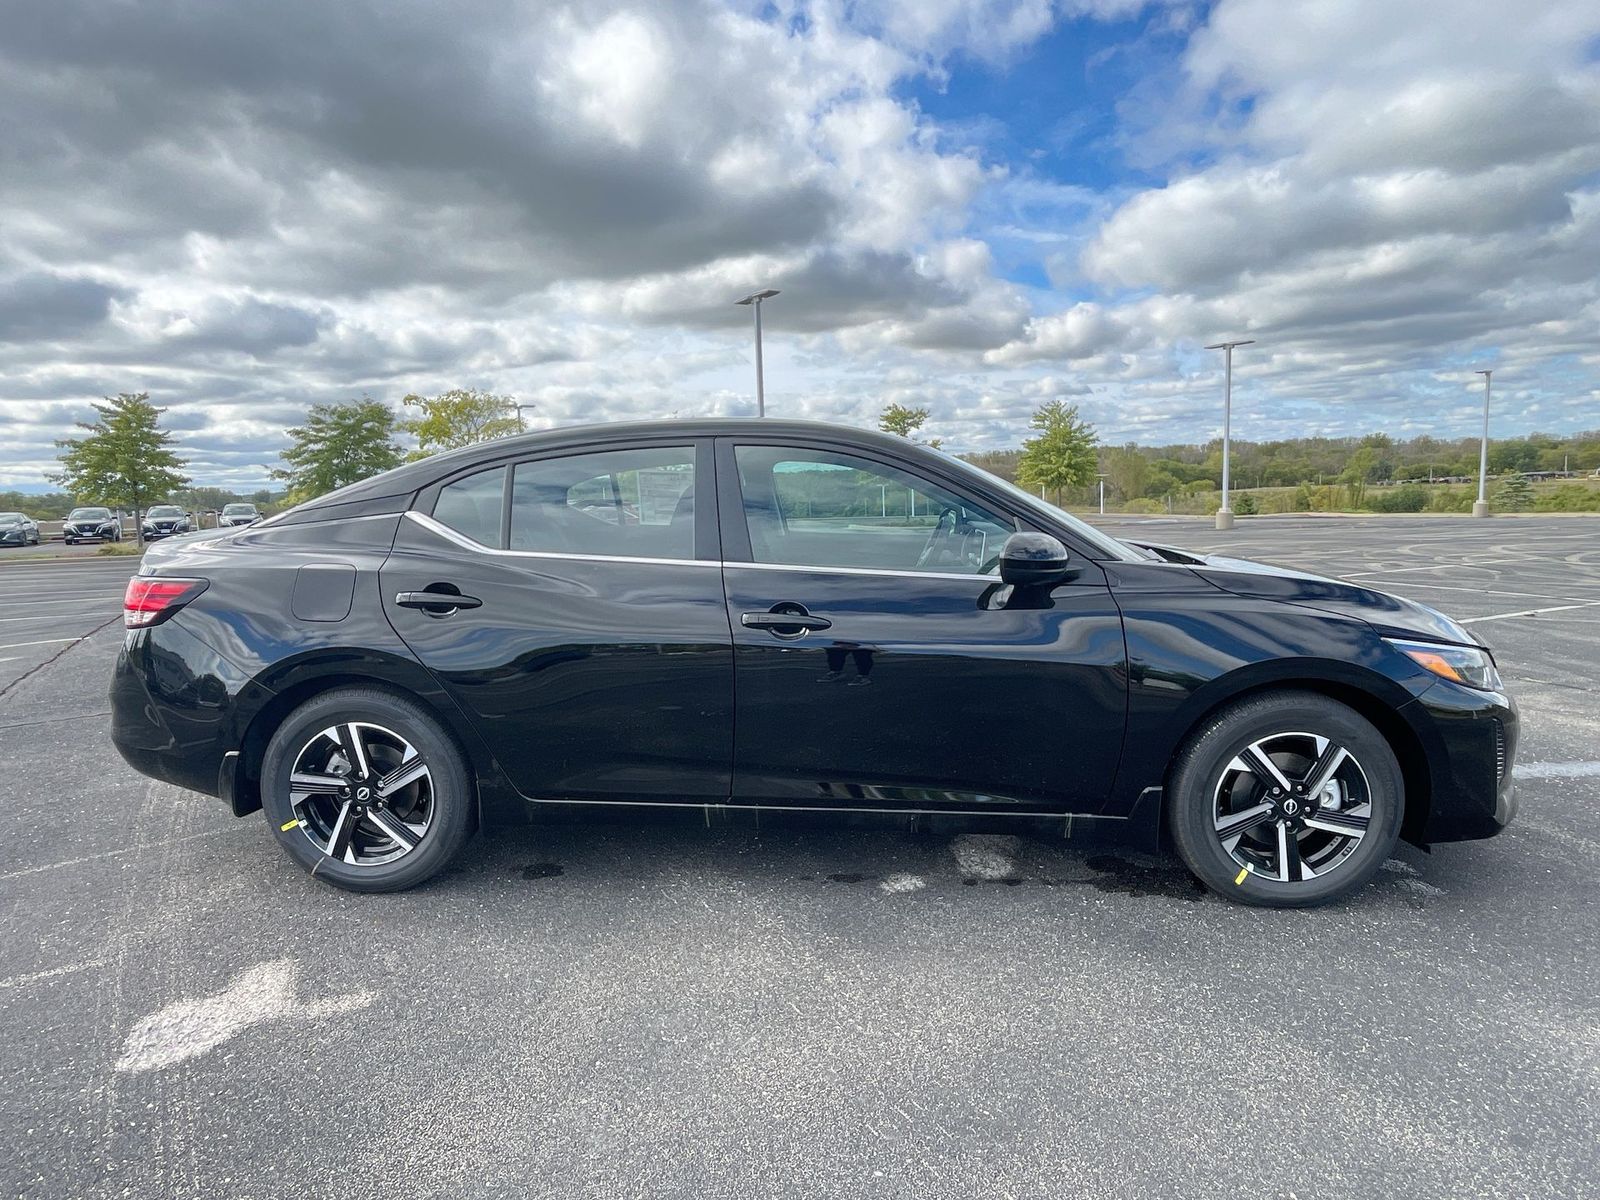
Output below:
[123,577,208,628]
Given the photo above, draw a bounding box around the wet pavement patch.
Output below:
[521,862,564,881]
[1080,854,1208,901]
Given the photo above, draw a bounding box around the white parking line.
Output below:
[1514,761,1600,779]
[1458,602,1600,625]
[0,637,82,650]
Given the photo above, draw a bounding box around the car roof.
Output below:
[295,418,930,513]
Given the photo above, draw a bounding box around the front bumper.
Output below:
[1403,679,1518,844]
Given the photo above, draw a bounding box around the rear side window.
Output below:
[511,447,695,560]
[432,466,505,547]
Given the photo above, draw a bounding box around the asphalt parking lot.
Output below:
[2,517,1597,1199]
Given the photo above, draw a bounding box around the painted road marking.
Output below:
[0,960,106,990]
[0,637,82,650]
[1459,602,1600,625]
[1514,761,1600,780]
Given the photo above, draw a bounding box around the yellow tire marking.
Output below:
[280,819,300,832]
[1234,867,1249,885]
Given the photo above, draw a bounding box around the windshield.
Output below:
[0,513,23,523]
[147,506,183,518]
[223,504,255,515]
[70,508,111,520]
[938,452,1144,562]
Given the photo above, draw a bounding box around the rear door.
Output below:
[381,439,733,802]
[716,437,1127,812]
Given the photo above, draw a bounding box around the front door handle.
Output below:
[741,604,831,638]
[395,590,482,613]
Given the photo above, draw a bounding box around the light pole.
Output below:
[1473,370,1492,517]
[510,402,537,432]
[1204,339,1255,529]
[1096,472,1108,516]
[735,289,780,416]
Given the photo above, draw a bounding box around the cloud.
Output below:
[2,0,1598,489]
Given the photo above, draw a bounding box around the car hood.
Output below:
[1124,539,1483,649]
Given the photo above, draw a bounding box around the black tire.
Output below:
[261,687,476,893]
[1169,691,1403,908]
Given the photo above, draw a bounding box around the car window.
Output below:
[733,446,1014,574]
[511,447,695,560]
[432,466,506,547]
[223,504,254,514]
[71,509,111,519]
[148,507,183,517]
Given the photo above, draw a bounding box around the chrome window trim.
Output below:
[725,560,996,584]
[405,510,718,569]
[406,511,998,582]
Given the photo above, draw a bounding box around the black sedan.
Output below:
[110,420,1517,906]
[0,511,41,547]
[63,506,122,543]
[141,504,194,540]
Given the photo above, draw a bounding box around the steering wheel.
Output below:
[914,505,962,569]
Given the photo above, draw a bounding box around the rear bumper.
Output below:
[1404,680,1518,844]
[110,621,258,801]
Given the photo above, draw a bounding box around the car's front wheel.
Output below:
[261,688,476,892]
[1169,691,1403,908]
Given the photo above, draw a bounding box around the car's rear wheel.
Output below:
[1169,691,1403,908]
[261,688,475,892]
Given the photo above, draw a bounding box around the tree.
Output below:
[1493,475,1533,512]
[1103,443,1149,500]
[400,388,521,459]
[274,398,404,502]
[878,403,930,440]
[52,393,189,544]
[1016,400,1098,504]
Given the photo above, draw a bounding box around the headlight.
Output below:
[1387,638,1502,691]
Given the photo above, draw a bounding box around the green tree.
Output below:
[400,388,521,459]
[274,398,404,502]
[1493,475,1533,511]
[1103,443,1149,500]
[1016,400,1098,504]
[878,403,931,440]
[52,393,189,544]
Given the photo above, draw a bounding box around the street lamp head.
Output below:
[1203,340,1256,350]
[735,289,780,306]
[1475,369,1492,378]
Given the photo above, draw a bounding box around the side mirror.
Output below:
[999,531,1073,587]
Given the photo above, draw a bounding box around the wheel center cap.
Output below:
[1281,797,1300,816]
[356,786,371,801]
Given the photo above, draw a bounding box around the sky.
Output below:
[2,0,1598,490]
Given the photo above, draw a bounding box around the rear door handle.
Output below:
[741,605,832,638]
[395,590,482,612]
[741,612,831,631]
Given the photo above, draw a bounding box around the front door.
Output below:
[717,438,1126,812]
[381,440,732,802]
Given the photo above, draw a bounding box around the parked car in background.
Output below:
[0,512,41,547]
[111,419,1517,908]
[141,505,194,540]
[64,506,122,544]
[219,503,262,527]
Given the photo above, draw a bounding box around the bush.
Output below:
[1533,484,1600,512]
[1427,487,1476,513]
[1233,492,1259,515]
[96,542,143,556]
[1367,483,1428,513]
[1123,498,1164,514]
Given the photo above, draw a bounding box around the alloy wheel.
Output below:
[286,721,434,866]
[1211,731,1373,883]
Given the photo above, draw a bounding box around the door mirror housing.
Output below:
[999,532,1073,587]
